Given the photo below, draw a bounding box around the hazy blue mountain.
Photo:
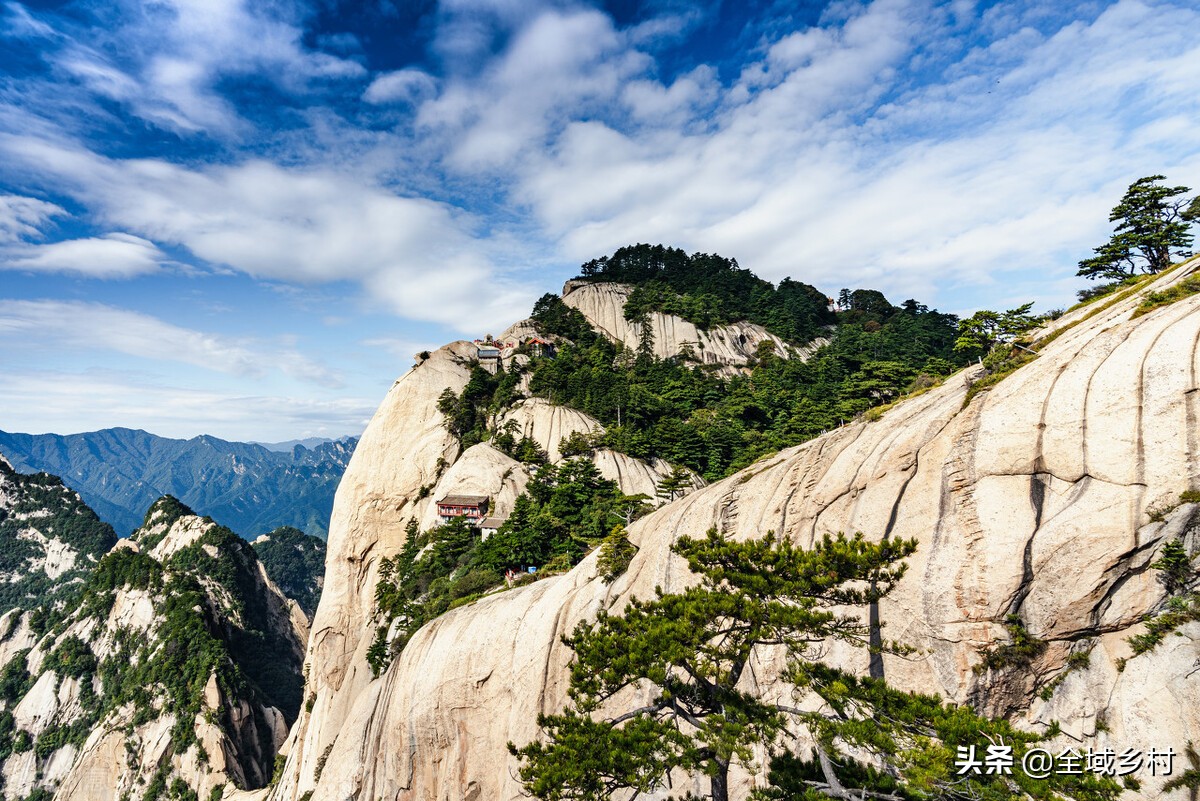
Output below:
[0,428,357,538]
[251,436,341,452]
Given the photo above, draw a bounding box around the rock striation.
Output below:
[268,258,1200,800]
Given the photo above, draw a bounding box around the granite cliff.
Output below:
[560,280,826,372]
[250,259,1200,799]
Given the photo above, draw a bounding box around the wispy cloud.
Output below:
[0,194,65,242]
[418,8,651,170]
[4,0,365,137]
[0,299,342,386]
[363,68,438,105]
[0,140,534,330]
[498,0,1200,302]
[0,367,373,440]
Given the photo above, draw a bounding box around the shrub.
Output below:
[1131,275,1200,318]
[975,615,1046,673]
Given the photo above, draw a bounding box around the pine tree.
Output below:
[654,466,692,503]
[1150,537,1193,595]
[1077,175,1196,281]
[511,530,1120,801]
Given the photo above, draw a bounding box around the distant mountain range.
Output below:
[0,427,357,538]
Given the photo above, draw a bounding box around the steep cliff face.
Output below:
[0,497,308,800]
[0,456,116,612]
[270,258,1200,800]
[560,280,825,372]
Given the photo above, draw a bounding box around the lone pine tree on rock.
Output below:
[511,530,1119,801]
[1077,175,1197,281]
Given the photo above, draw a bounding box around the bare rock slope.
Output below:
[274,261,1200,800]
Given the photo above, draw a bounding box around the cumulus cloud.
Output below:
[5,0,1200,328]
[0,299,341,386]
[418,8,651,169]
[505,0,1200,303]
[2,232,165,278]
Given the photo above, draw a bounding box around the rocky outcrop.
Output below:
[561,281,824,372]
[591,448,702,500]
[417,443,531,532]
[269,258,1200,800]
[0,504,309,801]
[0,456,115,611]
[271,341,476,800]
[498,398,603,463]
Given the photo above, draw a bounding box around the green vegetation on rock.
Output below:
[251,526,327,617]
[0,458,117,612]
[519,285,961,482]
[1131,274,1200,319]
[578,244,836,342]
[0,497,306,799]
[511,529,1117,801]
[369,459,642,676]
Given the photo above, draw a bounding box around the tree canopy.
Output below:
[952,303,1040,361]
[1077,175,1197,281]
[579,244,836,343]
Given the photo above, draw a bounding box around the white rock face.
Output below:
[591,448,701,500]
[15,528,77,579]
[0,609,36,668]
[418,443,532,533]
[272,341,476,799]
[561,281,824,373]
[270,258,1200,800]
[147,514,216,561]
[498,398,604,463]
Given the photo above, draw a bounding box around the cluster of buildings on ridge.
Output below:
[474,336,556,372]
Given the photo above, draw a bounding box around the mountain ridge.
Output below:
[0,427,358,539]
[0,493,309,800]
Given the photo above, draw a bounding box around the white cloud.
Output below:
[0,138,533,330]
[0,299,341,385]
[0,367,373,441]
[363,68,438,104]
[507,0,1200,306]
[2,1,54,38]
[418,8,651,169]
[10,0,365,137]
[0,194,64,242]
[360,337,441,359]
[2,232,165,278]
[622,66,720,125]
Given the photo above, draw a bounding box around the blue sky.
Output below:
[1,0,1198,441]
